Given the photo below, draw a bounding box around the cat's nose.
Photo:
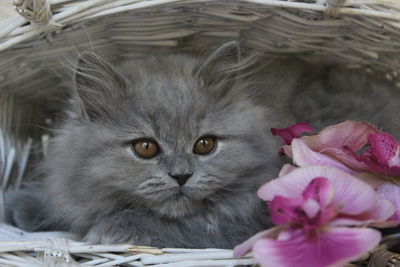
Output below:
[168,172,193,186]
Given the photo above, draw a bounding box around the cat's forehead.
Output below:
[121,92,256,143]
[132,81,209,140]
[122,56,208,110]
[121,54,201,84]
[110,54,259,141]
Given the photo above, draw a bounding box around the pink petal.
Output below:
[271,122,313,145]
[269,196,304,225]
[233,227,281,258]
[385,167,400,176]
[365,198,395,222]
[350,133,400,176]
[301,177,335,207]
[377,182,400,223]
[252,227,381,267]
[368,133,400,167]
[354,172,387,190]
[283,121,378,168]
[301,120,377,152]
[367,164,400,177]
[278,164,297,177]
[354,172,399,226]
[282,144,293,158]
[330,198,395,227]
[321,147,369,171]
[291,139,355,173]
[258,166,378,215]
[349,148,400,176]
[318,208,338,226]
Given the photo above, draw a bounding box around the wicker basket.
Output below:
[1,0,400,266]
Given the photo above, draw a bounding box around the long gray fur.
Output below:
[6,42,400,248]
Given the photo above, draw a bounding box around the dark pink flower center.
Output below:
[346,132,400,176]
[368,133,400,167]
[269,177,338,230]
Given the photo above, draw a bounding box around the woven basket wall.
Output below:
[1,0,400,266]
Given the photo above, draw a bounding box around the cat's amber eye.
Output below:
[193,136,216,155]
[133,139,159,159]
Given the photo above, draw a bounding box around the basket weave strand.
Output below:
[12,0,53,24]
[0,226,256,266]
[368,248,400,267]
[325,0,347,17]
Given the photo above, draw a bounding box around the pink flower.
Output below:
[271,122,313,154]
[234,166,394,267]
[347,133,400,176]
[283,120,400,177]
[283,120,377,171]
[280,121,400,224]
[251,227,379,267]
[268,177,336,228]
[258,166,394,227]
[271,122,313,145]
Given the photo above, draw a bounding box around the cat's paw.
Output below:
[5,187,48,231]
[83,219,143,245]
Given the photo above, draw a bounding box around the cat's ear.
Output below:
[73,52,128,120]
[195,41,240,95]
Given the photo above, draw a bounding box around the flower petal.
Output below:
[252,227,381,267]
[330,198,395,227]
[348,133,400,176]
[368,133,400,167]
[291,139,355,173]
[283,121,376,158]
[301,120,377,152]
[353,173,398,226]
[301,177,335,207]
[269,195,304,225]
[350,152,400,177]
[377,182,400,223]
[258,166,379,215]
[354,172,387,190]
[233,227,281,258]
[278,164,297,177]
[271,122,313,145]
[321,147,369,170]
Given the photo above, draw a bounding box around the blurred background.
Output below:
[0,0,15,22]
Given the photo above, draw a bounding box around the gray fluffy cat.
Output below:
[6,42,285,248]
[6,42,400,248]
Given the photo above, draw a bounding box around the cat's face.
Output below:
[62,44,280,218]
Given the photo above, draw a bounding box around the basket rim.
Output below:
[0,0,400,52]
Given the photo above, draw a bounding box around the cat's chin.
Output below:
[149,193,202,219]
